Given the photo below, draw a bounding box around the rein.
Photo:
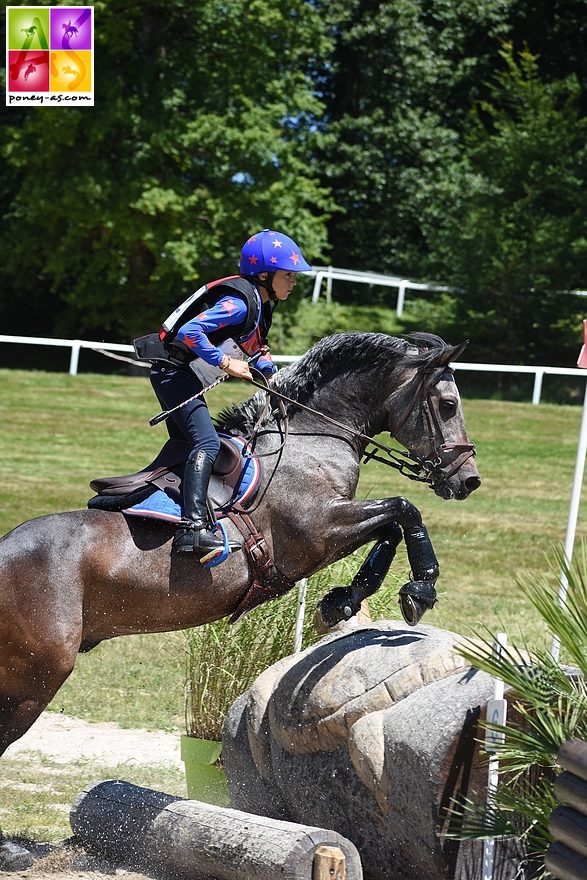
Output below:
[247,377,473,487]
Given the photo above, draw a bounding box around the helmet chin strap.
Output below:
[256,272,277,301]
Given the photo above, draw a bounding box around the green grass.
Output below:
[1,367,586,841]
[0,751,186,842]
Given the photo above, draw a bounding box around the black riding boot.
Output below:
[174,451,238,560]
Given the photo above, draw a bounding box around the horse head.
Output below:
[388,334,481,501]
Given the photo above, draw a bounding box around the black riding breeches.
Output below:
[149,364,221,465]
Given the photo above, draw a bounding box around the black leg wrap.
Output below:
[317,524,403,629]
[403,524,440,581]
[398,580,437,626]
[350,524,402,604]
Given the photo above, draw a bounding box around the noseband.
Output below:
[418,394,477,484]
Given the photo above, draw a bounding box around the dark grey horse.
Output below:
[0,332,479,755]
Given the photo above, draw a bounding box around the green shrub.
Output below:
[453,543,587,874]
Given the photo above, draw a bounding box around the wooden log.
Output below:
[70,780,363,880]
[558,741,587,783]
[313,845,346,880]
[549,806,587,859]
[555,771,587,818]
[545,841,587,880]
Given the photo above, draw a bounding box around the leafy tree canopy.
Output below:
[2,0,587,366]
[1,0,334,339]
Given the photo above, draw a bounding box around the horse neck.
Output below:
[299,371,388,442]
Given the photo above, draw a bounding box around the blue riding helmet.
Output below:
[240,229,311,275]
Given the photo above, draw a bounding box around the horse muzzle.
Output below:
[430,456,481,500]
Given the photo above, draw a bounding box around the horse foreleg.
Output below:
[397,515,440,626]
[318,523,402,627]
[0,696,49,757]
[320,496,440,627]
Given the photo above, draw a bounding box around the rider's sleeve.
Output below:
[174,296,248,366]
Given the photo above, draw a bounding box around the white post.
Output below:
[326,266,333,305]
[69,340,81,376]
[396,281,408,317]
[482,632,508,880]
[551,375,587,660]
[311,272,325,304]
[531,369,544,405]
[293,579,307,653]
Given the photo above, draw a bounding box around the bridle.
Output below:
[246,368,476,490]
[367,367,476,488]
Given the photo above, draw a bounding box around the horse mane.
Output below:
[215,331,459,434]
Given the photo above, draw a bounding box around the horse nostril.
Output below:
[465,476,481,493]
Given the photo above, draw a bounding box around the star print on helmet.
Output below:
[239,228,311,274]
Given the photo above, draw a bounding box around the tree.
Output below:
[316,0,516,284]
[427,46,587,364]
[0,0,333,340]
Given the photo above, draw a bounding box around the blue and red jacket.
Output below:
[161,276,276,376]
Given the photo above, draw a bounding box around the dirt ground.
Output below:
[1,713,183,880]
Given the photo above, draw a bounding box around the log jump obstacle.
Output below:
[70,780,362,880]
[545,740,587,880]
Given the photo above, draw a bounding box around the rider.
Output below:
[149,229,311,560]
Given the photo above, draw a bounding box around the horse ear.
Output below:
[445,340,469,365]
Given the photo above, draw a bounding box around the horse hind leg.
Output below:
[0,653,77,757]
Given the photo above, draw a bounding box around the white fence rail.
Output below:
[306,265,587,316]
[1,334,586,405]
[306,265,455,316]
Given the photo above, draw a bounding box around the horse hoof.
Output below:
[398,580,437,626]
[317,586,360,629]
[0,841,34,871]
[398,593,426,626]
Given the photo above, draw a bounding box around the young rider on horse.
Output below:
[149,229,311,560]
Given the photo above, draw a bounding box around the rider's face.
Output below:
[271,270,297,301]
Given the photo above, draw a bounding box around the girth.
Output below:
[224,506,295,624]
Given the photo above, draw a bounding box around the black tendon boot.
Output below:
[174,450,239,562]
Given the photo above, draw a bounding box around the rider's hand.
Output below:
[222,357,253,381]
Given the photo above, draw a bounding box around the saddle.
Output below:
[88,434,257,514]
[88,435,293,622]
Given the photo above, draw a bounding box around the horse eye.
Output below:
[440,399,457,415]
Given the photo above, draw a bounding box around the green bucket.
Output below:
[180,735,230,807]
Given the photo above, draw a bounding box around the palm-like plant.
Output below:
[454,543,587,872]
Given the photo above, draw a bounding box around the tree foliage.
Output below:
[424,45,587,364]
[2,0,587,365]
[1,0,333,339]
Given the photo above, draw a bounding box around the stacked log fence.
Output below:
[545,740,587,880]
